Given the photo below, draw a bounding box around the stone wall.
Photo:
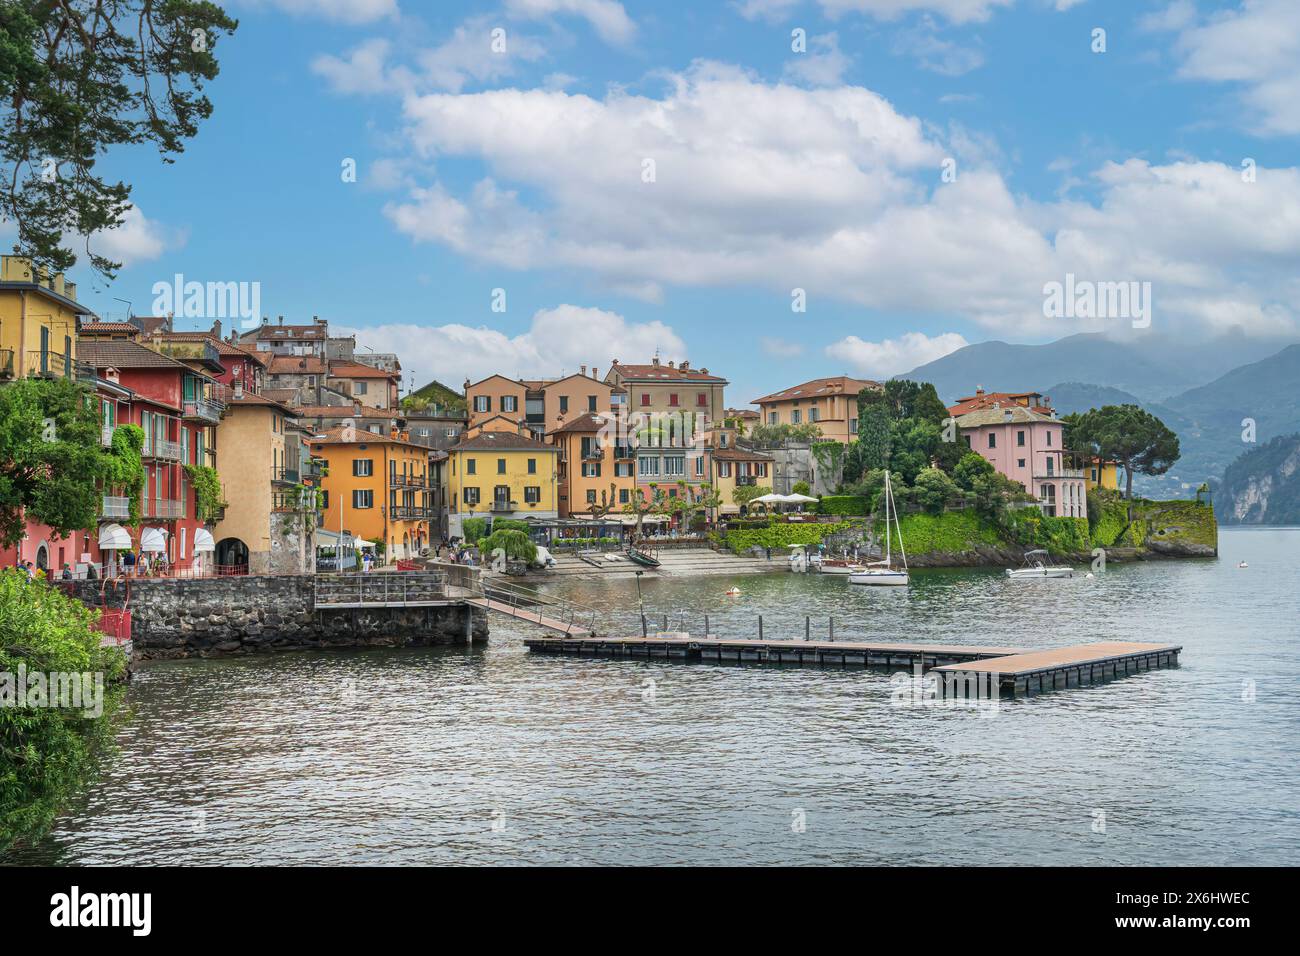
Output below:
[72,574,487,660]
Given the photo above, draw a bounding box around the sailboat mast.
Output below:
[883,470,892,565]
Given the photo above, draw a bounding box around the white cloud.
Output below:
[817,0,1014,24]
[1159,0,1300,136]
[504,0,636,44]
[784,32,853,86]
[311,39,403,95]
[366,62,1300,340]
[826,331,970,377]
[891,17,985,75]
[760,336,805,357]
[89,206,174,266]
[341,305,685,386]
[253,0,399,24]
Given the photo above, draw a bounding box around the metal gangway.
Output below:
[469,577,611,637]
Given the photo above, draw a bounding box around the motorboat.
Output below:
[817,557,867,575]
[849,471,909,587]
[1005,550,1073,579]
[789,544,812,573]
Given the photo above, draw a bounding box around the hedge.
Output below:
[723,521,853,555]
[817,495,869,516]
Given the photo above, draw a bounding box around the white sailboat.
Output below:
[849,471,909,587]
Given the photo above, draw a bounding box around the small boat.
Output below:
[724,587,742,596]
[625,545,661,569]
[789,544,812,573]
[1006,550,1074,579]
[849,470,909,587]
[818,558,867,575]
[1238,561,1249,569]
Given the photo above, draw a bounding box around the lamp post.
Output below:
[634,569,646,637]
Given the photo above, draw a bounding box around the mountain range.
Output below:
[902,334,1300,510]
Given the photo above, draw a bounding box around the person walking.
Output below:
[122,548,137,577]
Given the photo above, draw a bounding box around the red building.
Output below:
[78,339,224,574]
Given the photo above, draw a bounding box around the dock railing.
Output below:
[313,571,448,608]
[476,576,609,636]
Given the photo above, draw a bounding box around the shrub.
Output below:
[461,518,488,543]
[491,519,530,535]
[0,569,127,851]
[791,480,811,497]
[817,495,869,516]
[913,467,959,514]
[477,529,538,564]
[723,521,853,555]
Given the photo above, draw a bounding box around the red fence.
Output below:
[395,559,421,572]
[94,609,132,644]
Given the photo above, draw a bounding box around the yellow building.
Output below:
[550,412,636,518]
[0,255,95,380]
[446,422,559,538]
[212,391,316,574]
[1083,457,1120,492]
[311,426,436,561]
[752,375,880,443]
[711,446,774,515]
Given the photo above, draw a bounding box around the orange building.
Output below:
[550,412,637,517]
[752,375,880,442]
[311,426,437,561]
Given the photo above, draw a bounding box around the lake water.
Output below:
[7,527,1298,866]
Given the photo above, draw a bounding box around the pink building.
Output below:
[953,405,1087,518]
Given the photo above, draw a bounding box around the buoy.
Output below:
[725,587,741,596]
[1238,561,1248,568]
[1085,573,1095,579]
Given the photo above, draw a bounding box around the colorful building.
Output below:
[752,375,879,442]
[711,446,774,516]
[947,387,1054,418]
[446,421,559,538]
[550,412,636,518]
[311,426,436,560]
[327,359,400,411]
[0,255,92,382]
[464,369,620,438]
[952,404,1087,518]
[604,356,727,423]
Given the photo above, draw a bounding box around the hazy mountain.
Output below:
[1040,382,1146,416]
[902,332,1293,404]
[1214,434,1300,525]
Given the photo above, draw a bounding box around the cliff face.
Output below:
[1214,434,1300,525]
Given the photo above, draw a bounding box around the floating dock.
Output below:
[523,635,1181,697]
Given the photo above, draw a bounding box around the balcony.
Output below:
[1033,468,1086,481]
[390,472,430,489]
[101,424,116,447]
[491,499,514,513]
[144,438,183,462]
[272,466,300,485]
[0,348,13,379]
[391,505,436,520]
[183,398,224,424]
[736,475,758,486]
[273,489,315,512]
[101,496,131,519]
[26,350,71,378]
[143,498,185,519]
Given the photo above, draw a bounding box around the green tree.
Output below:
[479,529,537,565]
[1,568,127,850]
[913,467,959,514]
[1070,405,1180,501]
[0,377,142,547]
[747,422,823,443]
[953,452,995,491]
[731,483,772,510]
[623,483,667,538]
[970,471,1031,521]
[791,480,811,497]
[0,0,238,277]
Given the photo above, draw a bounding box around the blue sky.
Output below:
[70,0,1300,406]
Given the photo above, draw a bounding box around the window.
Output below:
[756,463,768,477]
[474,395,490,413]
[1017,458,1026,468]
[497,458,506,474]
[719,461,732,478]
[619,489,630,504]
[665,456,685,476]
[850,418,858,435]
[524,486,541,504]
[352,489,374,508]
[615,461,633,477]
[353,459,373,477]
[638,455,659,476]
[558,396,568,414]
[1091,468,1098,482]
[587,395,597,412]
[1046,457,1055,476]
[695,456,704,477]
[355,381,368,396]
[669,393,679,407]
[583,462,601,478]
[792,410,802,424]
[586,490,597,504]
[641,393,650,406]
[527,458,537,474]
[1047,430,1054,446]
[768,412,778,425]
[321,490,329,511]
[810,408,820,422]
[466,458,477,475]
[1017,430,1025,447]
[463,487,480,506]
[502,395,518,413]
[697,393,707,407]
[987,433,997,449]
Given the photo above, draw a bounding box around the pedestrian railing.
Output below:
[313,571,448,608]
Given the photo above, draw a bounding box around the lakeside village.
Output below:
[2,255,1216,594]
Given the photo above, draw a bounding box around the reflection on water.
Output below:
[6,528,1298,866]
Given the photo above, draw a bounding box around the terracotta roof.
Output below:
[550,411,618,434]
[711,446,773,461]
[268,355,328,375]
[752,375,880,405]
[724,408,760,420]
[224,392,297,414]
[953,406,1057,428]
[78,322,139,336]
[451,430,558,453]
[78,339,189,371]
[135,316,172,336]
[157,331,267,362]
[243,323,326,340]
[328,360,400,380]
[948,390,1052,417]
[609,361,727,383]
[309,425,422,449]
[263,388,299,404]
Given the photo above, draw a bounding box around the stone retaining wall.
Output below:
[71,575,487,660]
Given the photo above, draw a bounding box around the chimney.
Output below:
[105,366,120,384]
[667,360,675,369]
[233,380,244,400]
[278,315,284,325]
[680,360,689,371]
[390,426,399,440]
[652,355,660,367]
[700,367,709,375]
[975,385,984,396]
[580,364,587,376]
[211,319,222,339]
[261,315,268,325]
[592,367,599,380]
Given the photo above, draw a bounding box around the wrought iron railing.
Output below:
[101,496,131,518]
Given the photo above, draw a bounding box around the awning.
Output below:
[140,527,169,552]
[98,523,131,550]
[354,538,378,550]
[193,528,215,553]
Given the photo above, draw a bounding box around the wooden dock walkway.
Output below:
[466,598,596,635]
[523,635,1181,697]
[932,641,1182,698]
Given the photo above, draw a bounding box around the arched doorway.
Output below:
[35,543,49,571]
[215,537,249,573]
